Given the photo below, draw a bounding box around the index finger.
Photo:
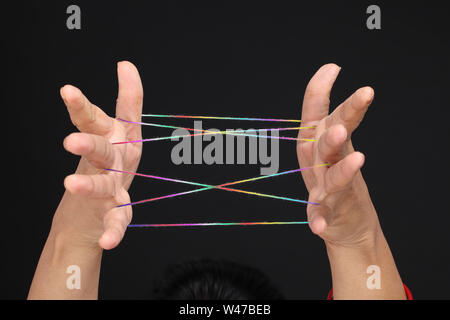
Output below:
[61,85,113,136]
[326,86,374,137]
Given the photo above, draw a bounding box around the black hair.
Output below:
[152,258,284,300]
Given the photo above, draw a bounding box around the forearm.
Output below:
[28,193,103,300]
[28,61,142,299]
[326,227,406,300]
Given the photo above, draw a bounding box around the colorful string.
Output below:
[141,114,301,123]
[106,164,328,208]
[128,221,309,228]
[114,118,316,145]
[113,127,313,145]
[111,114,319,228]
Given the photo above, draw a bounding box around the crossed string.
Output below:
[114,118,316,145]
[109,114,322,228]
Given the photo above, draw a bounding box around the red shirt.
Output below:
[327,284,413,300]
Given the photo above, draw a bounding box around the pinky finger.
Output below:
[308,203,331,236]
[99,207,131,250]
[324,152,365,194]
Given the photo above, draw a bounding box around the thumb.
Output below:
[115,61,144,141]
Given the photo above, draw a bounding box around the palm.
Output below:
[297,64,379,246]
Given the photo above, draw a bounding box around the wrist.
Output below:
[50,191,104,251]
[49,226,103,256]
[29,213,103,300]
[324,221,383,254]
[325,226,406,299]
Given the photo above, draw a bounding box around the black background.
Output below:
[2,1,449,299]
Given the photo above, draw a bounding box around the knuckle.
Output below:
[325,169,340,194]
[87,175,96,194]
[136,93,144,107]
[85,135,97,156]
[100,175,114,198]
[105,142,115,165]
[99,138,109,162]
[129,148,142,165]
